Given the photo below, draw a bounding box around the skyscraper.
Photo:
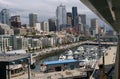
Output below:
[29,13,38,27]
[72,7,78,27]
[56,4,67,31]
[75,15,82,25]
[79,14,86,25]
[41,21,49,32]
[90,18,99,36]
[75,15,84,34]
[10,15,21,28]
[67,12,72,26]
[79,14,88,35]
[48,18,56,31]
[0,9,10,25]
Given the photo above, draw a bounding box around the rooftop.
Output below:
[0,54,31,64]
[44,59,79,65]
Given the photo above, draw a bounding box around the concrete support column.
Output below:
[0,63,7,79]
[98,30,101,60]
[116,32,120,79]
[8,64,11,79]
[28,58,31,79]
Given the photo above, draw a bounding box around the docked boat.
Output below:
[65,49,73,56]
[58,49,74,60]
[59,55,66,61]
[65,49,74,60]
[77,46,84,51]
[73,51,80,59]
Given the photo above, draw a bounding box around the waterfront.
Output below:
[32,45,98,72]
[11,44,117,79]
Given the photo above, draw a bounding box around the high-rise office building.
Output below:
[0,9,10,25]
[56,4,67,31]
[72,7,78,27]
[79,14,86,25]
[99,25,106,36]
[75,15,84,34]
[84,25,90,36]
[41,21,49,32]
[75,15,82,25]
[67,12,72,26]
[10,15,21,28]
[29,13,38,27]
[79,14,88,35]
[90,18,99,36]
[48,18,56,31]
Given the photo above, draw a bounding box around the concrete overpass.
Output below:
[80,0,120,79]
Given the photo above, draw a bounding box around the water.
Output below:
[32,45,98,72]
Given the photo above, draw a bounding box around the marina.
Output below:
[1,41,115,79]
[10,43,117,79]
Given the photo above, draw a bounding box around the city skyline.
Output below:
[0,0,96,23]
[0,0,113,30]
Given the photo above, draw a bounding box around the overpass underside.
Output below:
[80,0,120,79]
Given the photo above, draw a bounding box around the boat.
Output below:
[57,46,99,68]
[73,51,80,59]
[58,49,74,60]
[65,49,73,56]
[59,55,66,61]
[65,49,74,60]
[67,55,74,59]
[77,46,84,51]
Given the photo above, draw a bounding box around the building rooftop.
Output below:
[0,54,31,64]
[44,59,79,65]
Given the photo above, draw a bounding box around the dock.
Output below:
[12,68,88,79]
[90,46,117,79]
[32,41,117,62]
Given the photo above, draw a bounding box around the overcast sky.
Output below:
[0,0,112,29]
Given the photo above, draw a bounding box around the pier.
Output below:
[90,46,117,79]
[12,68,88,79]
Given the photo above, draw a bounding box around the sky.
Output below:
[0,0,112,29]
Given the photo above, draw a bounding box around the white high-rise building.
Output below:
[41,21,49,32]
[90,18,99,36]
[56,4,67,31]
[0,9,10,25]
[35,23,42,33]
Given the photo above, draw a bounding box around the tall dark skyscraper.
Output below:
[72,7,78,27]
[10,15,21,28]
[48,18,56,31]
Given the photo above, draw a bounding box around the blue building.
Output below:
[42,59,80,72]
[72,7,78,27]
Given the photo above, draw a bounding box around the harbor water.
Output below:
[32,45,98,72]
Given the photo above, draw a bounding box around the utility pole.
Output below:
[98,29,101,59]
[28,58,31,79]
[98,29,107,79]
